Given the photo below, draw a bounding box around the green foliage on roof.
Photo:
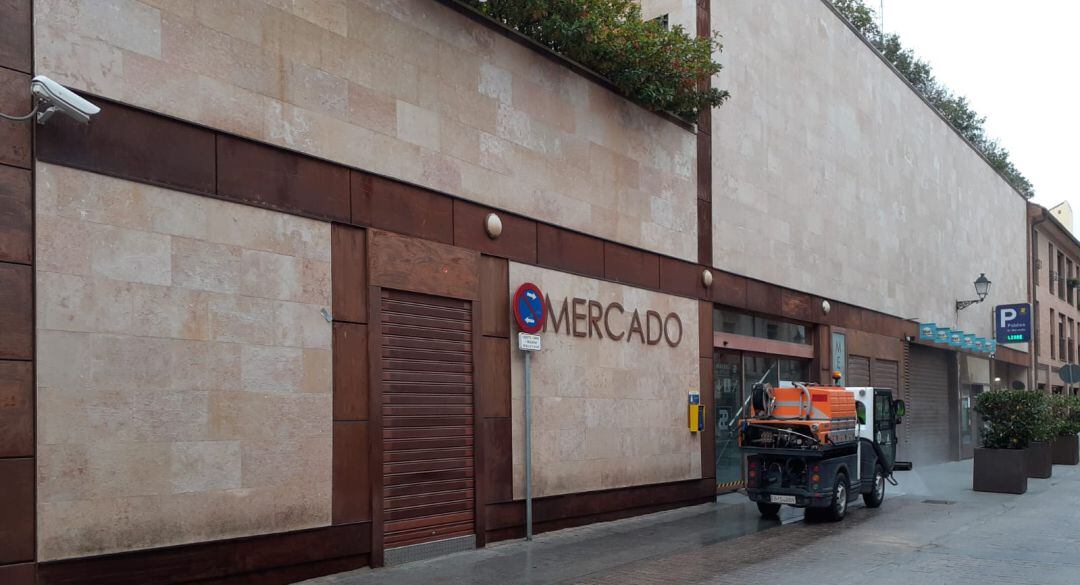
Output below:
[462,0,729,120]
[831,0,1034,197]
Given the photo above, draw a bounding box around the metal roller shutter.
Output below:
[906,345,951,465]
[848,355,870,386]
[872,359,900,392]
[381,290,475,549]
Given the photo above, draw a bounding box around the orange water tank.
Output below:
[747,385,857,446]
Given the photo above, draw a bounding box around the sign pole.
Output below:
[524,349,533,541]
[512,282,545,543]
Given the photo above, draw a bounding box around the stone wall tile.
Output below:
[37,272,133,335]
[91,225,172,286]
[207,294,276,345]
[170,441,242,493]
[36,167,333,559]
[347,82,396,136]
[241,345,304,393]
[301,348,331,394]
[173,237,243,294]
[395,100,440,151]
[273,300,331,349]
[38,0,163,58]
[130,283,210,340]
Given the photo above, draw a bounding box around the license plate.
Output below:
[770,495,797,504]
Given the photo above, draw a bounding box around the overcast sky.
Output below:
[879,0,1078,228]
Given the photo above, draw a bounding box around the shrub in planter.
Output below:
[1025,392,1054,478]
[462,0,730,119]
[973,390,1045,493]
[1050,395,1080,465]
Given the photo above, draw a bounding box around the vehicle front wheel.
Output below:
[826,473,848,521]
[863,464,885,508]
[757,502,782,517]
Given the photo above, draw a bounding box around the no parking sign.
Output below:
[513,282,546,334]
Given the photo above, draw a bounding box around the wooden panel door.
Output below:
[380,289,475,549]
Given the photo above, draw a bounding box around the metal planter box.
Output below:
[973,448,1027,494]
[1026,441,1053,478]
[1052,434,1080,465]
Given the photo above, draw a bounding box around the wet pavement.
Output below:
[303,461,1080,585]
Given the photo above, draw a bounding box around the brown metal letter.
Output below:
[604,302,625,341]
[627,309,645,343]
[664,312,683,347]
[645,310,663,345]
[571,297,588,337]
[545,295,570,334]
[587,300,604,338]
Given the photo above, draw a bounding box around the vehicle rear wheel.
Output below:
[826,473,848,521]
[757,502,782,517]
[863,464,885,508]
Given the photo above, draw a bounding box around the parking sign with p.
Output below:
[995,303,1031,343]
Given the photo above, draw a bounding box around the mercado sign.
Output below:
[543,295,683,347]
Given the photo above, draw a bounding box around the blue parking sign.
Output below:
[995,303,1031,343]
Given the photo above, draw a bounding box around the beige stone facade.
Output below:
[508,263,701,499]
[710,0,1028,341]
[35,164,333,561]
[33,0,698,261]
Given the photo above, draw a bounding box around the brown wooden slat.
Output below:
[383,393,473,405]
[384,468,472,487]
[383,427,474,440]
[384,458,473,475]
[384,512,474,534]
[384,499,474,522]
[382,358,472,374]
[381,288,470,310]
[385,489,474,509]
[383,415,473,428]
[379,336,471,353]
[384,479,474,498]
[381,312,472,334]
[384,447,474,463]
[384,437,474,452]
[383,405,473,417]
[382,346,471,363]
[382,324,471,343]
[383,371,473,384]
[383,383,472,395]
[380,288,476,547]
[381,299,471,321]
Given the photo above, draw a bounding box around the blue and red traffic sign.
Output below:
[513,282,546,334]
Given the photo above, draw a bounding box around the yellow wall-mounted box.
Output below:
[688,391,703,432]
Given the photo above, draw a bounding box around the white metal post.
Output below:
[524,350,533,540]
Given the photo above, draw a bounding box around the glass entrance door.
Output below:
[713,352,811,491]
[713,351,743,486]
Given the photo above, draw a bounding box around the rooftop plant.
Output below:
[831,0,1034,197]
[462,0,730,119]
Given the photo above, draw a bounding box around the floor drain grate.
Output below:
[922,499,955,505]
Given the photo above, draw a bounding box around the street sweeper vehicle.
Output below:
[738,383,906,520]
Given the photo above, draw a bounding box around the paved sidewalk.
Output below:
[304,461,1080,585]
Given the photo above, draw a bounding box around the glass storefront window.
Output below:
[713,308,809,345]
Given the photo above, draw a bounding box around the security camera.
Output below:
[29,76,100,124]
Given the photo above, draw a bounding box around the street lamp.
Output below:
[956,273,992,311]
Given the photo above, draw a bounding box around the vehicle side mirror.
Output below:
[892,399,905,424]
